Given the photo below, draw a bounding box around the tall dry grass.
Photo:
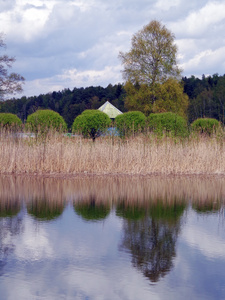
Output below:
[0,129,225,175]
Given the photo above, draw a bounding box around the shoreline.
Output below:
[1,171,225,179]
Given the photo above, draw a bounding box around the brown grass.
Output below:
[0,130,225,176]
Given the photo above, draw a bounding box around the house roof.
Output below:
[98,101,123,119]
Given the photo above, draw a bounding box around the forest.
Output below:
[0,74,225,129]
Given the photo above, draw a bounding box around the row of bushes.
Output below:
[0,110,221,139]
[114,111,221,137]
[0,110,67,133]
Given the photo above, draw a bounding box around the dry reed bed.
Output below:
[0,131,225,175]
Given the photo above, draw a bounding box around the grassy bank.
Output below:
[0,130,225,176]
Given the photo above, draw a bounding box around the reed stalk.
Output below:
[0,129,225,176]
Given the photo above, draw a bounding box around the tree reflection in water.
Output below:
[27,198,65,221]
[0,200,21,218]
[119,200,186,282]
[74,196,110,222]
[192,201,221,214]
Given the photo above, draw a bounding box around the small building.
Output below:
[98,101,123,119]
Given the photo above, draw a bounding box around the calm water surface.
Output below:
[0,175,225,300]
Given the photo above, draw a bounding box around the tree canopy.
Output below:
[147,112,188,137]
[0,84,126,129]
[2,74,225,126]
[119,20,187,117]
[0,34,25,100]
[0,112,22,129]
[115,111,146,137]
[119,20,181,87]
[72,109,111,141]
[26,109,67,134]
[124,78,188,117]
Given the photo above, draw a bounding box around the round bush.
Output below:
[191,118,220,135]
[72,110,111,141]
[115,111,146,137]
[0,113,22,129]
[147,112,188,137]
[26,109,67,133]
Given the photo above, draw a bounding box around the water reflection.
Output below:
[27,198,65,221]
[0,200,20,218]
[74,197,110,222]
[0,213,23,276]
[0,175,224,212]
[192,201,221,214]
[116,202,146,220]
[118,200,185,282]
[0,175,224,299]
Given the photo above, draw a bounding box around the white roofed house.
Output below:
[98,101,123,120]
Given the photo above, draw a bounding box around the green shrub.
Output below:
[191,118,220,135]
[115,111,146,137]
[0,113,22,130]
[26,109,67,134]
[72,110,111,141]
[147,112,188,137]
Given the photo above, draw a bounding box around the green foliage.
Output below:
[124,78,189,118]
[115,111,146,137]
[72,109,111,141]
[147,112,188,137]
[0,113,22,129]
[123,81,155,115]
[119,21,187,117]
[74,201,110,221]
[152,78,189,119]
[119,20,181,86]
[0,84,126,129]
[26,109,67,133]
[4,73,225,127]
[191,118,220,135]
[183,74,225,124]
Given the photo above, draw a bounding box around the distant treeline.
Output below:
[0,84,126,129]
[1,74,225,128]
[183,74,225,124]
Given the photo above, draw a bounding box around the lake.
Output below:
[0,175,225,300]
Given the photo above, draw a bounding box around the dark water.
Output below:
[0,175,225,300]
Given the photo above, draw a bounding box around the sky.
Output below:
[1,0,225,98]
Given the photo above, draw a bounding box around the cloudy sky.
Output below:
[1,0,225,97]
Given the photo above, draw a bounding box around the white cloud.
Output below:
[1,0,225,96]
[170,1,225,38]
[180,46,225,77]
[155,0,181,11]
[22,65,122,97]
[0,0,16,12]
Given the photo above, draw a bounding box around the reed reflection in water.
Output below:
[0,175,224,299]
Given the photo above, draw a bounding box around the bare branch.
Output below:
[0,34,25,100]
